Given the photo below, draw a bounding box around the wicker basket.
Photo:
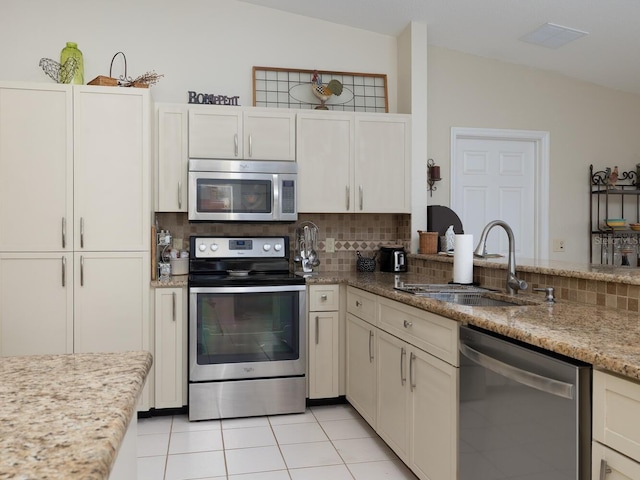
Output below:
[418,231,438,254]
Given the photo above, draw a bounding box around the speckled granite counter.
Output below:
[309,271,640,382]
[0,350,152,479]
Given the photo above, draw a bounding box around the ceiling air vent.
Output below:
[520,22,588,49]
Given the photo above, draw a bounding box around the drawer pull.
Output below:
[599,459,612,480]
[404,320,413,328]
[410,352,416,392]
[320,294,327,301]
[355,300,362,307]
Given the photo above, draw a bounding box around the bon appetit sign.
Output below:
[188,91,240,106]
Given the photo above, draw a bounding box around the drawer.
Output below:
[593,369,640,461]
[308,284,340,311]
[346,286,376,324]
[592,441,640,479]
[377,296,458,366]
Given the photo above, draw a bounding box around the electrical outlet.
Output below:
[173,237,183,249]
[326,237,335,253]
[553,239,566,252]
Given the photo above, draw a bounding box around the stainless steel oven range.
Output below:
[188,235,306,421]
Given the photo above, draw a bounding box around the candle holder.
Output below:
[427,158,442,197]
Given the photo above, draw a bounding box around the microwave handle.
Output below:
[234,134,239,157]
[248,134,253,158]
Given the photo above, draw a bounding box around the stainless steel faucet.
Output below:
[473,220,528,295]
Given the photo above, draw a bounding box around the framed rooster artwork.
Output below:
[253,66,388,112]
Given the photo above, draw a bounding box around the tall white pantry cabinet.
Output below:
[0,83,151,399]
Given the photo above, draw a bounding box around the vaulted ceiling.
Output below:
[239,0,640,96]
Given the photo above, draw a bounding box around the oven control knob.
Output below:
[210,243,218,251]
[263,243,272,251]
[274,243,282,252]
[198,243,207,252]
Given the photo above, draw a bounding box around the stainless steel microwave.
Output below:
[188,159,298,222]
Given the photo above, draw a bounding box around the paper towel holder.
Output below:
[427,158,441,197]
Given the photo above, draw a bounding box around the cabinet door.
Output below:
[155,287,186,409]
[355,114,411,213]
[73,87,150,251]
[296,113,354,212]
[410,347,458,480]
[308,310,339,399]
[73,252,149,354]
[0,253,73,356]
[188,107,242,158]
[157,104,188,212]
[377,329,410,462]
[346,313,377,427]
[0,84,73,251]
[593,370,640,461]
[243,110,295,161]
[592,441,640,480]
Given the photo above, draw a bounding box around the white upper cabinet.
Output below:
[0,83,73,251]
[355,114,411,213]
[188,106,295,161]
[296,112,354,212]
[156,104,188,212]
[73,87,150,251]
[297,111,411,213]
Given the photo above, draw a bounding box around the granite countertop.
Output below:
[154,263,640,382]
[310,271,640,382]
[0,350,152,480]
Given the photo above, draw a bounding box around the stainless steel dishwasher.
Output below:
[459,325,591,480]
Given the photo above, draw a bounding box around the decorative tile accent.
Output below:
[155,212,411,273]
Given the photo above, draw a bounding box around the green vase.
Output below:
[59,42,84,85]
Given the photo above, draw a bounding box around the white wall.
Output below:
[427,46,640,263]
[0,0,398,109]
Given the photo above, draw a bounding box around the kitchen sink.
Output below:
[394,284,531,307]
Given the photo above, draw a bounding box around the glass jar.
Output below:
[60,42,84,84]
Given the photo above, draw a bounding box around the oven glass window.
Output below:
[196,179,272,214]
[196,291,300,365]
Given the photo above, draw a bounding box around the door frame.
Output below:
[450,127,550,260]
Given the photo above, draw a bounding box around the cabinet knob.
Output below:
[355,300,362,307]
[320,294,327,301]
[404,320,413,328]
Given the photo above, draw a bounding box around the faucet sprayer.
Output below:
[474,220,528,295]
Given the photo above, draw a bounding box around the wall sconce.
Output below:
[427,158,441,197]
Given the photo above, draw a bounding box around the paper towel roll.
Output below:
[453,234,474,284]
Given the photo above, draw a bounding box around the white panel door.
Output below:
[296,113,353,212]
[74,252,149,354]
[453,137,535,258]
[74,87,150,252]
[0,84,73,252]
[0,253,73,356]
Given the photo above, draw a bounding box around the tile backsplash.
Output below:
[156,212,411,272]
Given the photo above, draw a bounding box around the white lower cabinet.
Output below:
[307,285,340,399]
[346,313,377,426]
[592,441,640,480]
[593,369,640,479]
[154,287,187,409]
[377,330,411,460]
[346,287,458,480]
[0,253,73,356]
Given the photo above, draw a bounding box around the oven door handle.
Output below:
[459,342,574,400]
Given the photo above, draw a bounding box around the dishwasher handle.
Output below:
[459,342,575,400]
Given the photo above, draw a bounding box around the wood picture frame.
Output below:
[253,66,388,112]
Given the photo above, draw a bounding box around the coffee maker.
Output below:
[379,245,407,272]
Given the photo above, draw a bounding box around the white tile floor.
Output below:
[137,403,419,480]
